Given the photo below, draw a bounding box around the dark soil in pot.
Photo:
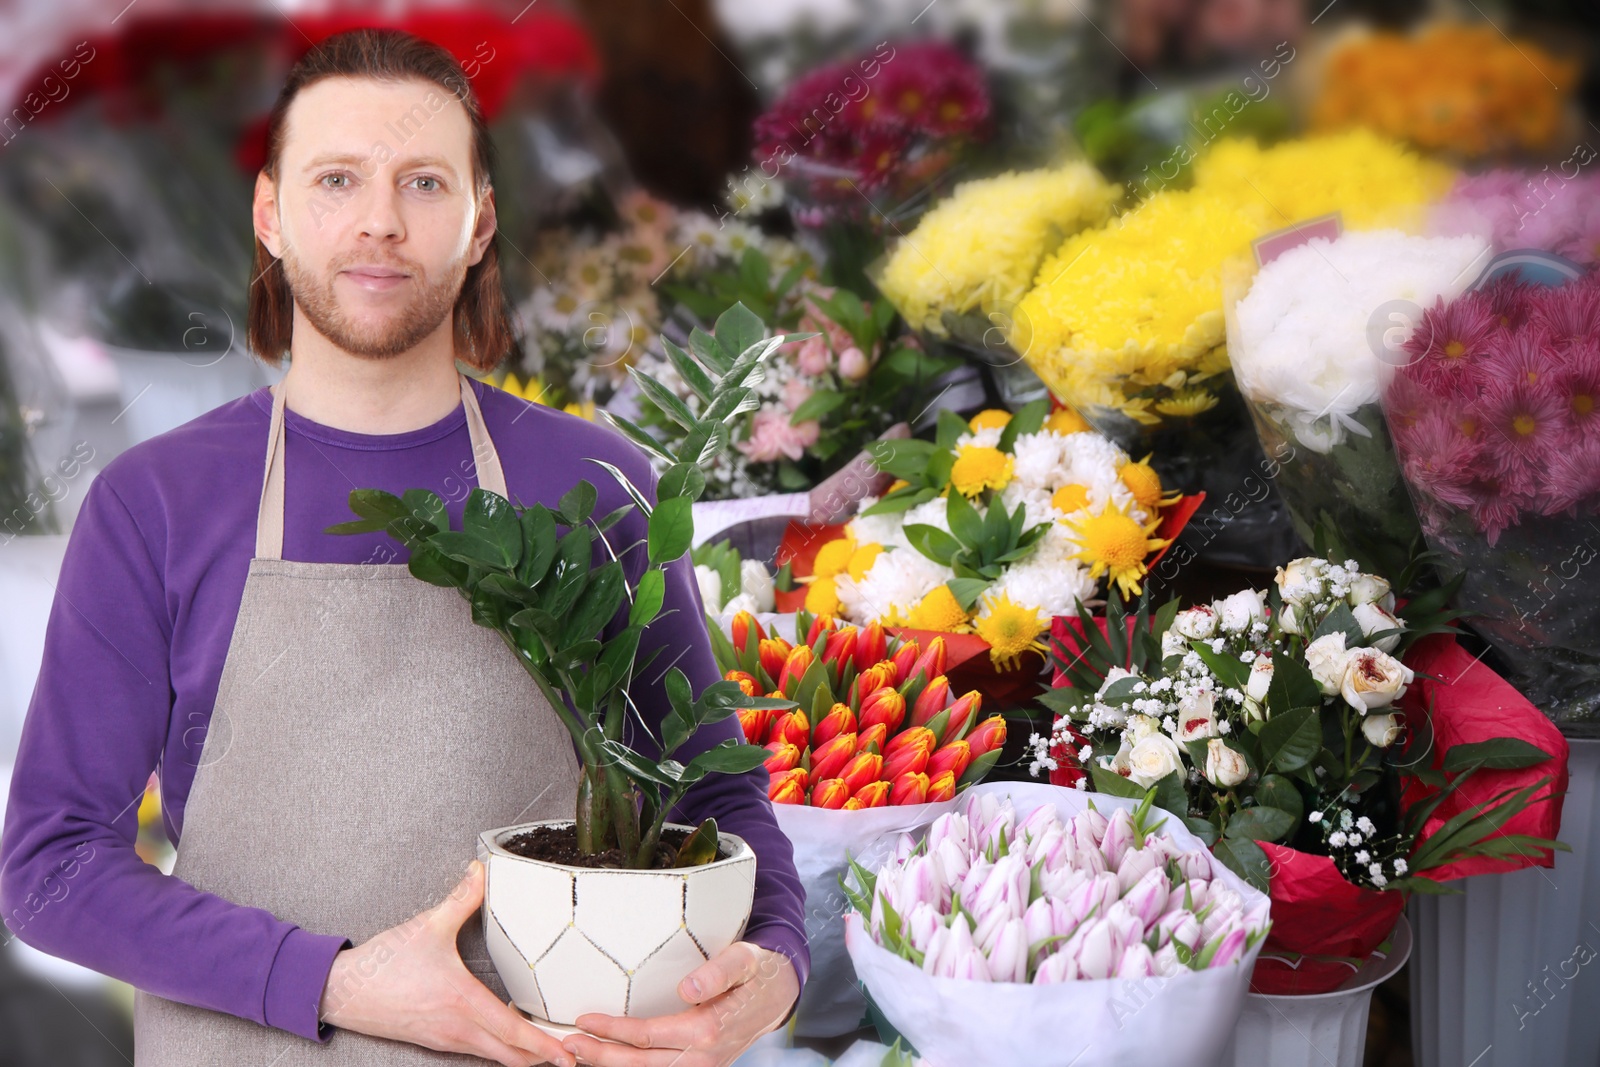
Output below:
[502,825,724,869]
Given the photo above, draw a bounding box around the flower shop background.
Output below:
[1,0,1599,1065]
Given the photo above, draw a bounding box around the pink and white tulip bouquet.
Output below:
[841,784,1270,1066]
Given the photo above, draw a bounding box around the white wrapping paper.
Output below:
[843,782,1271,1067]
[777,798,960,1037]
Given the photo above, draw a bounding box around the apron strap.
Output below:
[256,372,508,560]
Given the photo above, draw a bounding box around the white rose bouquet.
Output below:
[1030,556,1568,993]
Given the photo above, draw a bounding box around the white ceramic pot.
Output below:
[1215,915,1411,1067]
[477,820,757,1029]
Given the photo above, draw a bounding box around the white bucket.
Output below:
[1408,737,1600,1067]
[1215,915,1411,1067]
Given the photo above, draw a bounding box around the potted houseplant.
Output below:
[328,304,802,1028]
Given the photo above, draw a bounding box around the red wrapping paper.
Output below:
[1249,844,1406,995]
[1395,633,1569,881]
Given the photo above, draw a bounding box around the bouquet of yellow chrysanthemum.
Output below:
[872,163,1122,345]
[797,404,1188,670]
[1010,131,1455,439]
[1311,23,1578,159]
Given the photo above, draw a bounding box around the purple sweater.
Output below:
[0,377,807,1042]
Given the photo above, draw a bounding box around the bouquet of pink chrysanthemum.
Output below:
[751,41,990,230]
[1431,170,1600,265]
[1385,269,1600,731]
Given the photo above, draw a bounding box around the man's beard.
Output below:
[280,246,466,359]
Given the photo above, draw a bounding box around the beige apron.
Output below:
[134,372,581,1064]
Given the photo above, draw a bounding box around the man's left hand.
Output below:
[559,941,798,1066]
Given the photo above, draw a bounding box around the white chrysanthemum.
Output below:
[1032,522,1081,566]
[997,482,1059,532]
[1059,432,1130,487]
[903,496,952,536]
[837,547,955,624]
[955,426,1005,450]
[1233,230,1490,418]
[847,500,905,548]
[996,554,1097,619]
[1010,431,1066,490]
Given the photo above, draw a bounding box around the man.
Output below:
[0,29,805,1067]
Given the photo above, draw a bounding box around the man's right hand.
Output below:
[318,860,574,1067]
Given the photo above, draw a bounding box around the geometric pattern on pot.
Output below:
[483,834,757,1025]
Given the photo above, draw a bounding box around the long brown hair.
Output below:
[247,28,517,372]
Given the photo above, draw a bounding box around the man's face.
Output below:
[255,76,494,360]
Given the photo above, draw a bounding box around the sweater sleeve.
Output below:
[0,474,346,1043]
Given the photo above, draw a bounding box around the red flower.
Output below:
[967,715,1008,759]
[812,778,850,809]
[813,703,858,748]
[889,772,931,806]
[810,733,858,783]
[928,740,972,781]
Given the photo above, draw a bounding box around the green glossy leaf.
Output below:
[348,488,409,522]
[661,337,715,400]
[541,527,594,618]
[681,739,771,783]
[714,303,765,364]
[557,481,598,527]
[647,496,694,564]
[945,578,990,612]
[630,366,699,431]
[657,463,706,502]
[904,523,961,565]
[997,398,1049,453]
[600,412,677,465]
[934,410,968,450]
[516,505,558,587]
[1269,652,1323,712]
[1258,706,1322,774]
[1312,602,1366,648]
[1089,764,1148,799]
[790,388,848,424]
[564,560,626,646]
[462,489,522,570]
[1192,643,1248,691]
[1441,738,1554,773]
[401,489,448,533]
[1213,835,1272,892]
[408,544,467,588]
[1255,774,1304,827]
[1152,770,1189,820]
[1226,805,1295,843]
[630,568,667,627]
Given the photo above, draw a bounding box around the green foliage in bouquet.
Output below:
[642,246,958,497]
[327,304,799,869]
[1037,553,1565,892]
[663,245,811,329]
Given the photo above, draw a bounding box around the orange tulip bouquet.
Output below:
[710,608,1007,1035]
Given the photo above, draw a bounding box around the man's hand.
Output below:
[558,942,799,1066]
[319,860,575,1067]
